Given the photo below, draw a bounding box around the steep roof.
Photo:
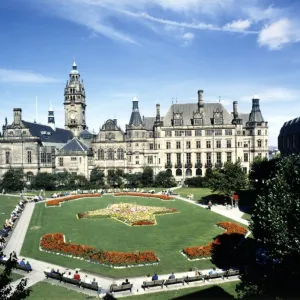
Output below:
[22,121,73,143]
[128,97,143,127]
[59,137,90,152]
[248,99,264,123]
[163,103,235,126]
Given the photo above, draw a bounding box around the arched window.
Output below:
[26,172,34,183]
[107,148,114,160]
[196,168,202,176]
[186,169,192,177]
[98,149,104,160]
[117,148,124,160]
[166,169,172,176]
[176,169,182,176]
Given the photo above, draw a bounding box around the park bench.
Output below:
[63,277,81,286]
[205,271,226,281]
[0,259,6,266]
[16,264,31,273]
[142,279,164,290]
[109,283,133,293]
[81,282,99,291]
[225,269,240,278]
[164,277,185,287]
[184,274,205,284]
[44,271,63,282]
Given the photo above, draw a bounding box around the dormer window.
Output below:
[192,111,204,126]
[212,108,223,125]
[172,111,183,126]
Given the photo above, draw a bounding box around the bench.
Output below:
[16,264,31,273]
[184,274,205,284]
[81,282,99,291]
[142,280,164,290]
[109,283,133,293]
[164,277,185,287]
[225,269,240,278]
[0,259,7,266]
[205,271,226,281]
[44,271,63,282]
[63,277,81,287]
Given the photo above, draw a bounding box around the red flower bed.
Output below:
[40,233,159,266]
[46,194,101,207]
[114,192,173,200]
[183,222,247,259]
[132,220,155,226]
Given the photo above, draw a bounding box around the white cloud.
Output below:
[240,87,300,102]
[182,32,195,46]
[0,69,57,84]
[223,19,252,31]
[258,18,300,50]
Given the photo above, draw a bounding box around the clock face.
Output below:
[70,114,75,120]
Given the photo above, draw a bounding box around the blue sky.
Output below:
[1,0,300,146]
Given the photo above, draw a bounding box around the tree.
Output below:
[74,175,89,188]
[89,167,105,188]
[141,166,154,187]
[31,172,55,190]
[237,154,300,299]
[106,169,123,187]
[1,168,24,192]
[249,156,279,193]
[0,265,31,299]
[184,176,206,188]
[154,171,176,188]
[123,173,142,188]
[206,162,248,200]
[54,171,74,189]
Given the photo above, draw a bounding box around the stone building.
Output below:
[0,62,269,184]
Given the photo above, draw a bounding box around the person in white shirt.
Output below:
[83,275,91,284]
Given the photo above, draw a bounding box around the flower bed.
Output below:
[77,203,178,226]
[40,233,159,266]
[183,222,247,260]
[114,192,173,200]
[46,194,101,207]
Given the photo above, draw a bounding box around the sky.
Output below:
[1,0,300,146]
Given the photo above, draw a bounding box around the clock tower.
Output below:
[64,61,87,136]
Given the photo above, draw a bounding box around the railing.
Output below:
[195,163,203,168]
[165,163,173,168]
[205,162,213,168]
[175,163,182,168]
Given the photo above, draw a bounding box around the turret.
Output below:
[249,95,264,123]
[128,97,143,127]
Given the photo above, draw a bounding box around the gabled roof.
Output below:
[60,137,90,152]
[22,121,73,143]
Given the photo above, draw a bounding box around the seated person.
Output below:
[1,254,8,262]
[63,271,72,279]
[122,279,130,285]
[5,219,13,229]
[168,272,175,279]
[19,258,26,266]
[91,278,98,286]
[209,268,218,275]
[73,270,80,281]
[25,261,32,272]
[187,268,195,278]
[152,273,158,281]
[83,275,91,284]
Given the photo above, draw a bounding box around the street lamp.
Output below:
[182,131,185,185]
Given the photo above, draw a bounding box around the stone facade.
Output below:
[0,63,269,184]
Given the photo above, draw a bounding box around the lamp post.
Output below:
[182,131,185,185]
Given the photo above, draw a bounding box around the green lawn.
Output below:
[0,195,20,225]
[21,195,238,278]
[242,213,252,221]
[28,281,97,299]
[121,281,238,299]
[176,188,213,202]
[27,281,238,300]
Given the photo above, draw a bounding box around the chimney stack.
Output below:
[198,90,204,108]
[233,101,238,118]
[156,104,160,121]
[13,108,22,125]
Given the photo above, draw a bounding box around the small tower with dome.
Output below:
[64,61,87,136]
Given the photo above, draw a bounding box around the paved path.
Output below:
[4,192,244,298]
